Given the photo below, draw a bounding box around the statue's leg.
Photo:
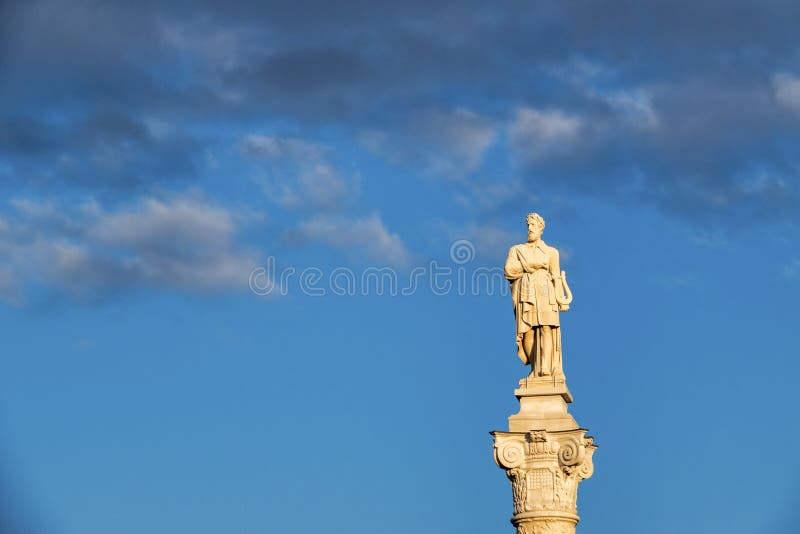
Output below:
[553,327,564,379]
[540,325,553,376]
[522,330,535,373]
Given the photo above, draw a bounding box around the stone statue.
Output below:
[494,213,595,534]
[504,213,573,381]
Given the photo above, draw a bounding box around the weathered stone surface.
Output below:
[492,423,596,533]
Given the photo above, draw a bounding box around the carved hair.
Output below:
[526,212,545,229]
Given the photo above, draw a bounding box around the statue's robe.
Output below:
[504,240,561,367]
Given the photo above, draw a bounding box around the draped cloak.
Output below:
[504,240,561,364]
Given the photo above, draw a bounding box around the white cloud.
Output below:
[773,73,800,112]
[241,135,359,211]
[460,223,519,262]
[359,107,496,181]
[0,193,260,303]
[547,57,615,87]
[734,169,789,196]
[459,177,538,212]
[548,57,659,131]
[241,135,326,161]
[784,257,800,280]
[288,213,410,267]
[603,89,659,130]
[690,229,729,248]
[508,107,584,161]
[89,196,235,251]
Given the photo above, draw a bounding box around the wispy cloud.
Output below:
[690,229,730,249]
[242,135,359,211]
[508,108,585,163]
[359,108,495,181]
[0,193,260,303]
[773,73,800,113]
[783,257,800,280]
[454,177,536,214]
[285,213,410,267]
[602,89,660,130]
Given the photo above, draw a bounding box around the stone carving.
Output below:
[507,468,527,514]
[528,430,548,442]
[496,439,526,469]
[557,436,584,467]
[575,437,594,479]
[492,429,596,534]
[553,467,579,511]
[526,431,560,456]
[504,213,573,379]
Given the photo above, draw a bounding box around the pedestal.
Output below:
[492,376,596,534]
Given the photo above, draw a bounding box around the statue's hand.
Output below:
[558,304,570,312]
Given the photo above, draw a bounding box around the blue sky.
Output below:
[1,1,800,532]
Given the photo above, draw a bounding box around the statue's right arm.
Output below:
[504,246,524,281]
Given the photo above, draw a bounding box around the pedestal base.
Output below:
[509,377,578,432]
[493,377,596,534]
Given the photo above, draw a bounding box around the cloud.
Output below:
[602,89,660,130]
[0,193,259,303]
[241,135,359,211]
[504,78,800,225]
[456,177,525,209]
[4,0,800,227]
[226,46,372,97]
[509,108,584,162]
[286,213,410,267]
[784,257,800,280]
[241,135,326,161]
[773,73,800,113]
[458,223,519,263]
[0,112,199,191]
[689,229,729,249]
[360,108,496,181]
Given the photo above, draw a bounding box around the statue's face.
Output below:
[527,221,543,242]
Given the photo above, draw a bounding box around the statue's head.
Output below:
[526,212,545,242]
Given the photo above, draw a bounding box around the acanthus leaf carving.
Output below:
[507,468,528,514]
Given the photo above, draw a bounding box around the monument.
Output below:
[492,213,596,534]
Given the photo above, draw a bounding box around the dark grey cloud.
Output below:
[230,47,371,94]
[0,112,199,192]
[5,0,800,113]
[3,0,800,223]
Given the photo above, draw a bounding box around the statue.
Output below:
[504,212,573,381]
[494,213,595,534]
